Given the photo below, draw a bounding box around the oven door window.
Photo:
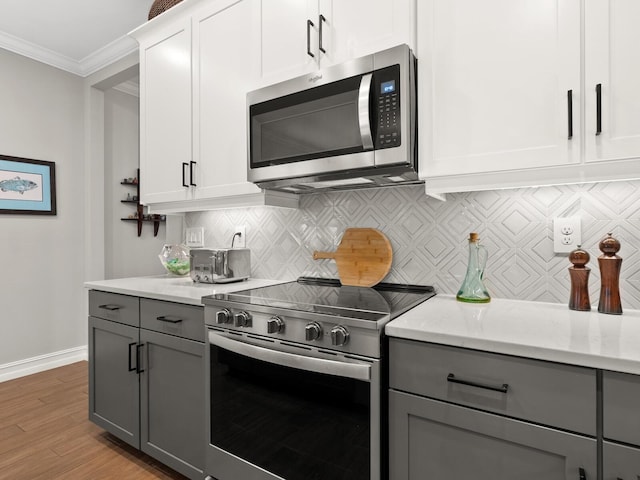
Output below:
[211,345,370,480]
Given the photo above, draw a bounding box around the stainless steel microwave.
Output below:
[247,44,418,193]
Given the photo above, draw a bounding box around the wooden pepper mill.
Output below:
[568,246,591,311]
[598,233,622,315]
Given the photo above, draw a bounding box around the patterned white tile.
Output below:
[186,180,640,309]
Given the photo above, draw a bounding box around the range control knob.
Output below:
[267,316,285,334]
[330,325,350,346]
[234,311,252,328]
[215,309,232,324]
[305,322,323,341]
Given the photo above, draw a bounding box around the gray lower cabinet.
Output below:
[603,370,640,479]
[139,328,205,478]
[389,338,597,479]
[89,315,140,447]
[88,291,205,480]
[389,390,596,479]
[603,441,640,479]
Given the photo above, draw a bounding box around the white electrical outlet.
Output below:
[186,227,204,248]
[233,225,246,248]
[553,217,581,253]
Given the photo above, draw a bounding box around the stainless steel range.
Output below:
[202,277,435,480]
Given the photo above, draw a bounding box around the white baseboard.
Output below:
[0,346,88,383]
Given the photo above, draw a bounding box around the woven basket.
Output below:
[148,0,184,20]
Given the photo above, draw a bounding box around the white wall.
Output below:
[0,49,85,367]
[103,88,166,278]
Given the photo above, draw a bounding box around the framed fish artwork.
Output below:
[0,154,56,215]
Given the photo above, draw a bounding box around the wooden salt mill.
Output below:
[568,246,591,311]
[598,233,622,315]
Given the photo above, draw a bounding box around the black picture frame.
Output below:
[0,154,57,215]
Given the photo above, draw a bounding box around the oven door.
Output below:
[205,329,380,480]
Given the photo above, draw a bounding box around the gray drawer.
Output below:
[389,338,596,436]
[140,298,204,342]
[603,370,640,446]
[89,290,139,327]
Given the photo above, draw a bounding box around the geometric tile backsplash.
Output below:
[185,180,640,309]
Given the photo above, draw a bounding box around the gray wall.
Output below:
[186,180,640,309]
[103,88,167,279]
[0,49,85,365]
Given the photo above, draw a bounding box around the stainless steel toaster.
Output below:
[190,248,251,283]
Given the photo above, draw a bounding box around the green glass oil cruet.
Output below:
[456,232,491,303]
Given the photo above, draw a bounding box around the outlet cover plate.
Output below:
[186,227,204,248]
[553,217,581,253]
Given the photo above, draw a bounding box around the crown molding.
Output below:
[0,30,139,78]
[113,79,140,97]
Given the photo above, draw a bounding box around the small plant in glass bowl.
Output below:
[158,244,190,276]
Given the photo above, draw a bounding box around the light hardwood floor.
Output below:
[0,361,188,480]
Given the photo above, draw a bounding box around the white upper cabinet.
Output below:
[192,0,263,200]
[585,0,640,164]
[420,0,640,195]
[258,0,416,86]
[421,0,581,183]
[131,0,298,212]
[138,18,193,205]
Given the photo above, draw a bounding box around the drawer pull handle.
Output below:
[98,304,120,311]
[447,373,509,394]
[579,467,587,480]
[156,315,183,324]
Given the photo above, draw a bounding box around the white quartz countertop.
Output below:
[84,275,290,306]
[386,295,640,375]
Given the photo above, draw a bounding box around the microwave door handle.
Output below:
[208,331,371,382]
[358,73,374,150]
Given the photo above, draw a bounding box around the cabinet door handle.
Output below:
[447,373,509,393]
[567,89,573,139]
[596,83,602,135]
[318,14,327,53]
[128,342,137,372]
[136,343,145,374]
[579,467,587,479]
[307,19,315,58]
[156,315,183,324]
[98,304,120,311]
[182,162,189,187]
[189,161,197,187]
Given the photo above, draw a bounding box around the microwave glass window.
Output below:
[258,91,361,163]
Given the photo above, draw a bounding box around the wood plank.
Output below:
[0,361,188,480]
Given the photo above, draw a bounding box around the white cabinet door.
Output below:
[139,19,193,205]
[422,0,581,179]
[259,0,416,86]
[585,0,640,163]
[323,0,415,66]
[193,0,262,200]
[258,0,318,85]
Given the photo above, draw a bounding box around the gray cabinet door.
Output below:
[88,316,140,448]
[389,390,597,480]
[139,328,205,480]
[603,441,640,479]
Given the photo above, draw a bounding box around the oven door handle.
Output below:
[358,73,374,151]
[208,331,371,382]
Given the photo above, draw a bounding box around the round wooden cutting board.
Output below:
[313,228,393,287]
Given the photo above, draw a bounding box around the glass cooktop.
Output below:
[206,277,435,323]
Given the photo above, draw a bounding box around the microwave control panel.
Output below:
[373,65,401,149]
